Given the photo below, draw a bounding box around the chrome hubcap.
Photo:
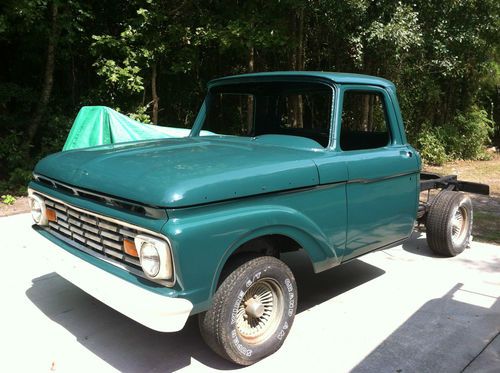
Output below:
[245,297,265,318]
[236,279,284,344]
[451,206,468,244]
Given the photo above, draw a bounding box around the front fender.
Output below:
[212,220,341,295]
[164,192,345,312]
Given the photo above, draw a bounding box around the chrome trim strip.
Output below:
[347,170,417,185]
[30,188,176,287]
[164,170,416,211]
[168,181,346,210]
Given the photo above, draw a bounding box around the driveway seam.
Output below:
[460,330,500,372]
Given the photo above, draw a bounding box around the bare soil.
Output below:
[0,196,30,217]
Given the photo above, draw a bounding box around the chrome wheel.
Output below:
[236,278,284,344]
[199,256,297,365]
[451,206,468,245]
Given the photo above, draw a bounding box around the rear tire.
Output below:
[426,191,473,256]
[199,256,297,366]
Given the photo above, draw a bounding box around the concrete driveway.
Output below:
[1,213,499,372]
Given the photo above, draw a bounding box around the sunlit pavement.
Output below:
[2,213,499,372]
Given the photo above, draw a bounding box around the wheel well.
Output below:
[216,235,301,287]
[230,234,301,258]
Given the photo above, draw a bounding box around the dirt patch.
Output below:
[0,197,30,217]
[424,153,500,245]
[424,153,500,196]
[469,194,500,244]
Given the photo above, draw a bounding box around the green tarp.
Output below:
[63,106,194,151]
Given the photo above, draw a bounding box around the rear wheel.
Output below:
[199,256,297,365]
[425,191,473,256]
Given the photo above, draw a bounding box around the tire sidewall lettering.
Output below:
[229,267,297,357]
[284,278,295,317]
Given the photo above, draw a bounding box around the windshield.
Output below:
[202,81,333,147]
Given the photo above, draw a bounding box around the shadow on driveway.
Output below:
[351,283,500,373]
[401,230,443,258]
[25,250,384,372]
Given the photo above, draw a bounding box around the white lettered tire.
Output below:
[199,256,297,365]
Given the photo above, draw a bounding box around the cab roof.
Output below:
[208,71,395,89]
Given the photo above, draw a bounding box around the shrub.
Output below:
[448,107,494,160]
[8,168,32,194]
[418,126,448,165]
[1,194,16,205]
[417,106,494,165]
[128,105,152,123]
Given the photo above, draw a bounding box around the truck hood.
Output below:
[34,136,322,208]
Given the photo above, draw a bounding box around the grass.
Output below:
[424,153,500,196]
[474,211,500,243]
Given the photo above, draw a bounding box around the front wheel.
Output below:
[199,256,297,366]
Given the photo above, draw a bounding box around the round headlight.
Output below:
[135,234,172,281]
[29,195,48,226]
[139,242,160,277]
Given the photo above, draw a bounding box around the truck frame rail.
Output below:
[417,172,489,220]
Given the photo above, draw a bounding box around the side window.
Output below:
[340,91,391,151]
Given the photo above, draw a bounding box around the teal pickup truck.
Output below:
[28,72,489,365]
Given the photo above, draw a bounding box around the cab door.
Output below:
[337,85,419,261]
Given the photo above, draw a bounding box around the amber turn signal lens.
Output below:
[46,208,57,222]
[123,239,139,257]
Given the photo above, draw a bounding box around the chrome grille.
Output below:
[42,196,142,271]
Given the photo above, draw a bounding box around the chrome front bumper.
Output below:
[36,229,193,332]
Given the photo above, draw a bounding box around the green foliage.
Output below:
[418,126,449,166]
[0,0,499,193]
[0,168,32,195]
[1,194,16,205]
[0,130,30,167]
[7,168,32,186]
[363,3,423,61]
[39,114,74,155]
[128,105,152,123]
[443,107,494,160]
[93,56,145,94]
[418,107,494,165]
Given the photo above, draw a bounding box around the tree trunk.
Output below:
[71,53,76,108]
[151,62,159,125]
[289,8,305,128]
[247,46,255,133]
[361,94,370,131]
[296,7,305,71]
[28,1,59,147]
[288,7,305,70]
[368,94,374,131]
